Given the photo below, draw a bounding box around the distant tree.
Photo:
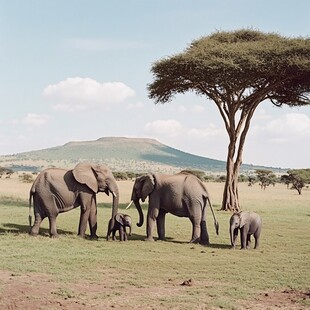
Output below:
[216,175,226,183]
[113,172,128,180]
[238,174,248,182]
[19,173,34,183]
[148,29,310,211]
[282,169,310,195]
[0,167,13,178]
[280,174,291,189]
[248,176,257,187]
[255,169,276,189]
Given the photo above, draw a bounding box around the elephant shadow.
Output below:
[126,235,230,248]
[0,223,75,236]
[160,239,231,248]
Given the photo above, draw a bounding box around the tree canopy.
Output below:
[148,29,310,211]
[281,169,310,195]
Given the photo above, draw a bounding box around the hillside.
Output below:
[0,137,278,174]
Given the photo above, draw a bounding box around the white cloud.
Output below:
[22,113,49,126]
[174,104,205,113]
[192,105,205,113]
[127,102,144,109]
[187,123,225,139]
[144,120,183,137]
[263,113,310,136]
[43,77,135,112]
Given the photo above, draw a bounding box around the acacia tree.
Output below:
[148,29,310,211]
[282,169,310,195]
[255,169,276,190]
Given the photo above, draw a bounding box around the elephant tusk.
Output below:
[126,200,133,209]
[111,191,117,197]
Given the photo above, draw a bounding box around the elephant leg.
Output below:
[88,199,98,240]
[200,220,210,245]
[112,229,116,241]
[124,226,128,241]
[156,209,167,241]
[29,212,44,236]
[106,220,112,241]
[254,235,260,249]
[48,216,58,238]
[240,227,248,249]
[78,206,90,238]
[246,234,251,249]
[119,226,125,241]
[232,228,238,248]
[189,216,201,244]
[200,206,209,245]
[254,228,261,249]
[146,208,159,241]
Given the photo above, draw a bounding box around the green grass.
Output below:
[0,184,309,309]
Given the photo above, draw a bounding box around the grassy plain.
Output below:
[0,174,309,309]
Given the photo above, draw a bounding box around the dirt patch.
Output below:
[0,270,309,309]
[240,289,310,310]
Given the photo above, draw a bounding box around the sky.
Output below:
[0,0,309,169]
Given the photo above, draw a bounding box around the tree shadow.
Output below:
[0,223,76,237]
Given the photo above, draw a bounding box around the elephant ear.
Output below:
[239,212,246,228]
[141,174,155,202]
[115,213,124,225]
[72,162,98,193]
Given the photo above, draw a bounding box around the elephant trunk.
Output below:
[108,182,119,232]
[230,225,237,248]
[133,200,144,227]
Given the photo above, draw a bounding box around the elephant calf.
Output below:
[107,213,132,241]
[229,211,262,250]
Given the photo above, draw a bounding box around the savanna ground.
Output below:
[0,174,309,309]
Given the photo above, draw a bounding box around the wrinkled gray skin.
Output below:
[107,213,132,241]
[29,162,119,238]
[130,172,219,245]
[230,211,262,250]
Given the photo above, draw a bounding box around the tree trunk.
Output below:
[221,146,241,212]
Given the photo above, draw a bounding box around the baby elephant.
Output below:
[229,211,262,250]
[107,213,132,241]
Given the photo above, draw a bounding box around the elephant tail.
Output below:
[28,190,34,228]
[206,197,219,235]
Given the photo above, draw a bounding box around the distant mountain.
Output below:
[0,137,283,173]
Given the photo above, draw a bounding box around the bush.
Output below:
[19,173,34,183]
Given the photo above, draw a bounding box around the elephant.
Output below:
[106,213,132,241]
[28,162,119,238]
[229,211,262,250]
[128,172,219,245]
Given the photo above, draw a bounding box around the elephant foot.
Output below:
[145,237,155,242]
[90,234,99,241]
[199,240,210,246]
[230,246,236,250]
[50,234,59,239]
[29,230,39,237]
[189,237,200,244]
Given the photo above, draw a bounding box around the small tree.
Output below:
[148,29,310,211]
[255,169,276,190]
[282,169,310,195]
[248,176,257,187]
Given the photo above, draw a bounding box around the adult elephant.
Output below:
[128,172,219,245]
[29,162,119,238]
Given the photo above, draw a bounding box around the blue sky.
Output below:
[0,0,309,169]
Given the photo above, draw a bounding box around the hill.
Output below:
[0,137,281,174]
